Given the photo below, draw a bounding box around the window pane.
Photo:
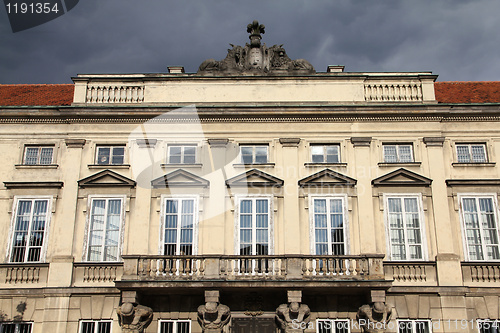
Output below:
[24,147,39,165]
[456,145,470,162]
[311,146,324,163]
[111,147,124,164]
[384,145,397,163]
[471,145,486,162]
[398,145,413,162]
[169,146,182,163]
[40,147,53,164]
[97,147,111,164]
[325,145,339,163]
[255,146,268,163]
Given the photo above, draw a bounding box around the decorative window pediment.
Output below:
[226,169,283,187]
[372,168,432,187]
[78,169,136,188]
[298,169,356,187]
[151,169,209,188]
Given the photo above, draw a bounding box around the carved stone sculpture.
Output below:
[197,291,231,333]
[116,302,153,333]
[198,20,314,75]
[276,291,311,332]
[356,302,392,333]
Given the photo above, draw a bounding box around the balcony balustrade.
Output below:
[121,254,385,282]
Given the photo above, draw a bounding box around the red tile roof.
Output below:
[434,81,500,104]
[0,84,74,106]
[1,82,500,106]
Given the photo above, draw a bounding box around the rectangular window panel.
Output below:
[316,319,349,333]
[239,198,270,255]
[456,144,487,163]
[313,198,346,256]
[10,199,49,263]
[79,320,111,333]
[0,323,33,333]
[383,144,413,163]
[164,199,196,255]
[159,320,191,333]
[96,146,125,165]
[240,145,268,164]
[398,320,431,333]
[387,197,424,260]
[311,145,340,163]
[168,145,197,164]
[23,146,54,165]
[461,196,500,261]
[88,198,123,262]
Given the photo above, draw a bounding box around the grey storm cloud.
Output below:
[1,0,500,84]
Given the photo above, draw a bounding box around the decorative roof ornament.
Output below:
[198,20,315,75]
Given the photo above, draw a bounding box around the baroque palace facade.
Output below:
[2,22,500,333]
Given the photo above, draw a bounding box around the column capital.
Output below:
[208,138,229,147]
[423,136,445,147]
[350,137,372,147]
[279,138,301,147]
[65,139,86,148]
[136,139,157,148]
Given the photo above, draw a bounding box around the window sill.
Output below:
[452,162,495,167]
[233,163,275,168]
[88,164,131,169]
[161,163,203,168]
[15,164,59,169]
[304,162,347,167]
[378,162,421,167]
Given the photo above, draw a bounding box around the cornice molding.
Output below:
[4,181,64,189]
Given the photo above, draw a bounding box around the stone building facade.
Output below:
[2,22,500,333]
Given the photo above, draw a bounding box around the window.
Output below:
[9,198,50,263]
[79,320,111,333]
[386,196,425,261]
[311,197,347,255]
[96,145,125,165]
[398,320,431,333]
[23,145,54,165]
[240,145,268,164]
[311,144,340,163]
[0,323,32,333]
[158,320,191,333]
[167,145,196,164]
[238,197,271,255]
[460,196,500,261]
[316,319,349,333]
[163,198,197,255]
[456,144,487,163]
[478,320,500,333]
[86,197,123,262]
[383,144,413,163]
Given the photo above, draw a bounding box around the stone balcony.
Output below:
[116,254,390,291]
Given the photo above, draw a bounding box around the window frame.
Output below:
[310,144,341,164]
[157,320,192,333]
[79,320,112,333]
[159,195,199,256]
[239,144,269,164]
[397,319,432,333]
[384,194,428,261]
[234,195,274,256]
[83,195,126,262]
[316,319,350,333]
[0,322,33,333]
[458,193,500,262]
[382,143,414,163]
[166,144,198,164]
[309,195,349,256]
[95,144,126,165]
[23,145,55,165]
[455,143,488,163]
[7,196,53,263]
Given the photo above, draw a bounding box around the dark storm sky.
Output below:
[1,0,499,84]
